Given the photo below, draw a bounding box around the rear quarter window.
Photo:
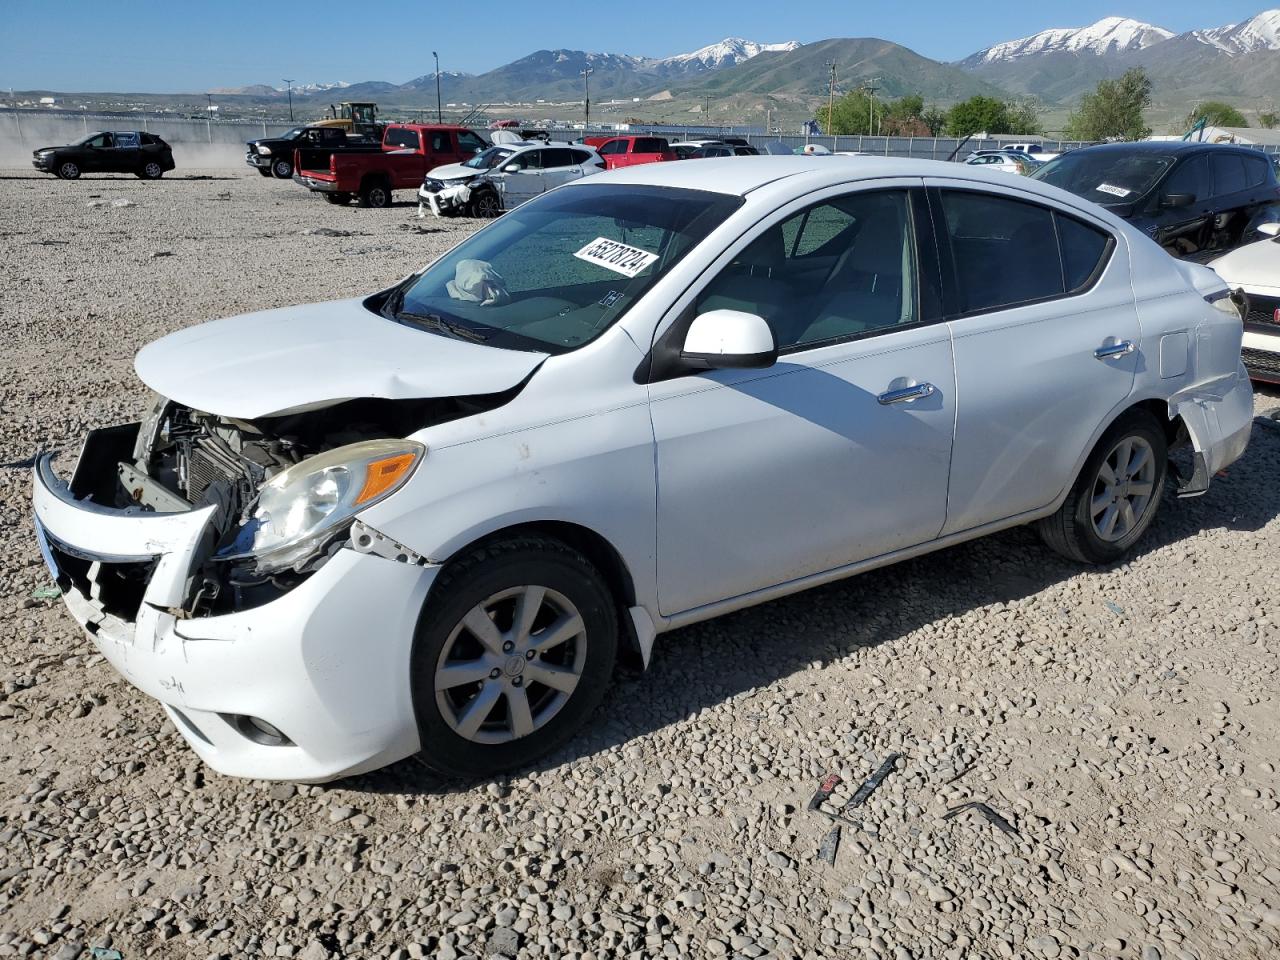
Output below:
[1212,154,1249,196]
[385,129,421,150]
[1057,216,1113,291]
[1245,155,1272,187]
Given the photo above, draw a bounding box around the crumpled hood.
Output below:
[426,161,477,181]
[134,297,547,419]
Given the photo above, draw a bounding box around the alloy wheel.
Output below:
[59,162,79,179]
[144,162,162,178]
[434,585,587,744]
[1090,435,1157,542]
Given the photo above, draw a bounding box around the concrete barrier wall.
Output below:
[0,111,296,168]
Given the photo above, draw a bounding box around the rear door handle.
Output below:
[1094,340,1136,360]
[877,382,936,405]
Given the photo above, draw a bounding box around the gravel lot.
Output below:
[2,168,1280,960]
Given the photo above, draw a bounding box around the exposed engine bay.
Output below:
[66,390,518,620]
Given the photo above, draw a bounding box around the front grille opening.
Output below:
[48,541,154,623]
[1243,346,1280,381]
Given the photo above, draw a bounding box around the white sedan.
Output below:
[1209,222,1280,385]
[33,157,1254,781]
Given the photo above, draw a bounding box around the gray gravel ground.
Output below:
[2,168,1280,960]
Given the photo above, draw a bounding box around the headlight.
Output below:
[218,439,425,574]
[257,145,272,155]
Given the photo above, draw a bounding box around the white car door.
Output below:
[498,148,545,208]
[646,183,957,616]
[539,147,581,190]
[927,182,1140,534]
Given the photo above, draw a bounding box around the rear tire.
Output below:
[57,161,80,180]
[139,161,164,179]
[323,192,352,205]
[409,537,618,779]
[1038,410,1167,564]
[358,179,392,208]
[271,158,293,179]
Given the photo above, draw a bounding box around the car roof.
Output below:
[1068,140,1260,157]
[575,155,1089,200]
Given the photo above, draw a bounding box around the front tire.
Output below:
[1038,410,1167,564]
[271,158,293,179]
[57,161,80,180]
[410,537,618,778]
[469,189,501,218]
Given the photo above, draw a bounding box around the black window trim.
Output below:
[928,184,1116,323]
[641,183,947,382]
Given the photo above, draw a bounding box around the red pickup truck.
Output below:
[294,123,489,207]
[584,135,678,170]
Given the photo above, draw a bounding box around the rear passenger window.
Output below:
[1245,155,1271,187]
[635,138,666,153]
[1212,155,1248,196]
[541,148,574,167]
[940,192,1064,313]
[1057,216,1112,291]
[384,129,420,150]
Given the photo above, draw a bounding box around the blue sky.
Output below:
[1,0,1271,91]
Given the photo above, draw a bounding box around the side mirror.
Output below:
[1256,222,1280,238]
[681,309,777,370]
[1161,193,1195,209]
[502,163,520,173]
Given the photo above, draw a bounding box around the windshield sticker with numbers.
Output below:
[574,237,658,278]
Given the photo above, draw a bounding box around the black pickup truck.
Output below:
[245,126,378,180]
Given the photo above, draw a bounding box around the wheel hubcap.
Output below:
[434,585,586,744]
[146,163,160,176]
[1091,435,1156,542]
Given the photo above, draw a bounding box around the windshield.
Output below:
[464,146,516,170]
[1031,150,1173,205]
[281,127,307,140]
[386,184,743,353]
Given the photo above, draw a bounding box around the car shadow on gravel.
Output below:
[353,415,1280,797]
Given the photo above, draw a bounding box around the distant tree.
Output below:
[1064,68,1152,141]
[1260,111,1279,130]
[1006,98,1045,136]
[1186,101,1250,129]
[820,91,927,136]
[945,96,1013,137]
[921,105,947,137]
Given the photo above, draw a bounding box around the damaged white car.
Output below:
[34,158,1254,782]
[417,142,604,218]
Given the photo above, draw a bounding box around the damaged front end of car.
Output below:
[34,389,513,627]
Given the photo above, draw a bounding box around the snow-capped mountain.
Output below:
[966,16,1172,65]
[1190,10,1280,55]
[290,81,351,94]
[650,38,802,72]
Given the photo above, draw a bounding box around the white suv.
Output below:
[419,141,604,218]
[34,157,1253,782]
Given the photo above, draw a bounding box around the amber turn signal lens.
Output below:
[355,453,417,505]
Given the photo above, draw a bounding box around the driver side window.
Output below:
[694,190,919,351]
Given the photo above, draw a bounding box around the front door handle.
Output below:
[1094,340,1136,361]
[877,382,936,405]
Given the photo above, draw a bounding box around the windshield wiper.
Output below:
[398,310,489,342]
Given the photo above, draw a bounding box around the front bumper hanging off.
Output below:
[31,429,439,782]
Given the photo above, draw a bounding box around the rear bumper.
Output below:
[32,443,437,782]
[1170,362,1255,496]
[293,173,341,192]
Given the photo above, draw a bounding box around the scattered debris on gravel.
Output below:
[1,169,1279,960]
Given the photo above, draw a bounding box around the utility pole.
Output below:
[863,77,881,135]
[432,52,442,123]
[282,79,294,121]
[581,67,593,130]
[824,60,836,135]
